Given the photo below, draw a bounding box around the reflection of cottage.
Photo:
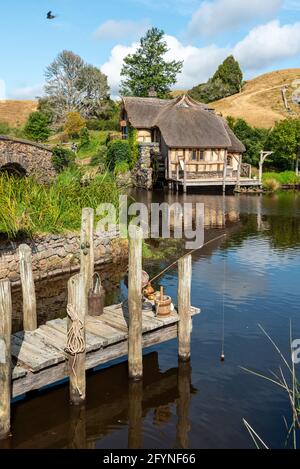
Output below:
[121,94,261,192]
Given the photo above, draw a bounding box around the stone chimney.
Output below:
[148,86,157,98]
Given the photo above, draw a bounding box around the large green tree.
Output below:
[24,111,51,142]
[267,119,300,172]
[120,28,183,98]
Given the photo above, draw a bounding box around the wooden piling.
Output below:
[128,226,143,380]
[176,360,191,448]
[128,380,143,449]
[19,244,37,331]
[67,273,87,405]
[80,208,94,297]
[0,280,12,439]
[178,255,192,362]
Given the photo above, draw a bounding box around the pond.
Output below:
[2,190,300,449]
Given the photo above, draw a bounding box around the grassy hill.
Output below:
[211,69,300,129]
[0,100,37,127]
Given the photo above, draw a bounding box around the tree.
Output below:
[189,55,243,103]
[227,117,269,166]
[44,50,111,121]
[267,119,300,172]
[64,112,86,138]
[120,28,183,98]
[51,147,76,172]
[24,112,51,142]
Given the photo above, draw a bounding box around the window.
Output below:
[200,150,204,161]
[192,150,197,161]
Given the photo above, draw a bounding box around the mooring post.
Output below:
[0,280,12,439]
[178,255,192,361]
[128,226,143,380]
[128,380,143,449]
[67,273,87,405]
[176,360,192,448]
[80,208,94,297]
[19,244,37,331]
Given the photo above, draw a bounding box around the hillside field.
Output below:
[0,100,37,127]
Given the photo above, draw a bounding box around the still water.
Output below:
[2,191,300,449]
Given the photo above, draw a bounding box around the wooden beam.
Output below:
[128,226,143,380]
[0,280,12,439]
[19,244,37,331]
[222,151,228,194]
[236,154,242,190]
[80,208,94,296]
[178,255,192,361]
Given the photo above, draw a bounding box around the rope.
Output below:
[150,233,227,284]
[65,304,85,397]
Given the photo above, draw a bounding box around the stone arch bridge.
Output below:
[0,136,56,183]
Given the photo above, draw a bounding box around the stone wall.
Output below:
[131,142,160,190]
[0,136,56,183]
[0,230,128,285]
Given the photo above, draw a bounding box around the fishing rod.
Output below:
[150,233,227,284]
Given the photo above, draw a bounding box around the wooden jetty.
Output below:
[0,208,200,439]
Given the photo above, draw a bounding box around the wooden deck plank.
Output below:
[11,335,63,372]
[12,364,27,380]
[46,318,104,352]
[86,317,126,345]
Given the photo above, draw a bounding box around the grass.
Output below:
[263,171,300,191]
[0,168,120,239]
[77,131,109,160]
[0,100,37,127]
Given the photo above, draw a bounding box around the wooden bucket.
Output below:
[88,273,105,316]
[155,287,172,317]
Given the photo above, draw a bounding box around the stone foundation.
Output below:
[0,230,128,285]
[131,142,160,190]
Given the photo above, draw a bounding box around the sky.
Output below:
[0,0,300,100]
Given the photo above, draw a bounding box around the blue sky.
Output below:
[0,0,300,99]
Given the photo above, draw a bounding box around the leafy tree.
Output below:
[267,119,300,172]
[120,28,183,98]
[227,117,269,166]
[189,55,243,103]
[64,112,86,138]
[44,50,111,121]
[51,147,76,172]
[107,140,131,169]
[24,111,51,142]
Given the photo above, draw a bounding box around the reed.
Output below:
[0,169,120,239]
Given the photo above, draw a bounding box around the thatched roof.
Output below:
[122,95,245,151]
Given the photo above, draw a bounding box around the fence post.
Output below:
[178,255,192,361]
[19,244,37,331]
[0,280,12,439]
[80,208,94,297]
[67,273,87,405]
[128,226,143,380]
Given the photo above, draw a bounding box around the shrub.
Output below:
[107,140,131,170]
[86,118,119,131]
[24,111,51,142]
[128,127,138,168]
[52,146,76,172]
[79,127,90,149]
[0,122,11,135]
[114,161,130,175]
[90,145,108,167]
[263,178,280,192]
[64,112,86,138]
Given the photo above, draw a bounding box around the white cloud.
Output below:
[234,20,300,70]
[188,0,282,37]
[0,80,6,100]
[9,84,44,100]
[94,19,150,41]
[101,42,138,95]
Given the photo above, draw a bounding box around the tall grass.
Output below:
[263,171,300,187]
[0,168,120,239]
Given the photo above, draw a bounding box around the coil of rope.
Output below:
[65,304,85,396]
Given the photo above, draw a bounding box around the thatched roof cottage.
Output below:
[121,94,258,192]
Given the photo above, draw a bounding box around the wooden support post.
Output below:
[0,280,12,439]
[128,380,143,449]
[19,244,37,331]
[236,154,242,190]
[178,255,192,361]
[222,151,228,194]
[67,273,87,404]
[183,161,187,193]
[69,405,86,449]
[128,226,143,380]
[176,360,191,448]
[259,150,263,185]
[80,208,94,297]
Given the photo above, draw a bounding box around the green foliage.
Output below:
[24,111,51,142]
[64,112,86,138]
[86,118,119,131]
[114,161,130,175]
[262,177,280,192]
[79,127,90,149]
[128,127,139,168]
[0,169,120,239]
[51,146,76,172]
[0,121,11,135]
[107,140,131,169]
[120,28,183,98]
[227,117,269,166]
[263,171,300,185]
[90,145,108,167]
[189,55,243,103]
[267,119,300,170]
[77,131,109,160]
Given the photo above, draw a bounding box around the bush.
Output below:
[107,140,131,169]
[86,118,119,131]
[24,111,51,142]
[52,146,76,172]
[64,112,86,138]
[263,171,300,186]
[263,178,280,192]
[90,145,108,167]
[114,161,130,175]
[79,127,90,149]
[0,122,11,135]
